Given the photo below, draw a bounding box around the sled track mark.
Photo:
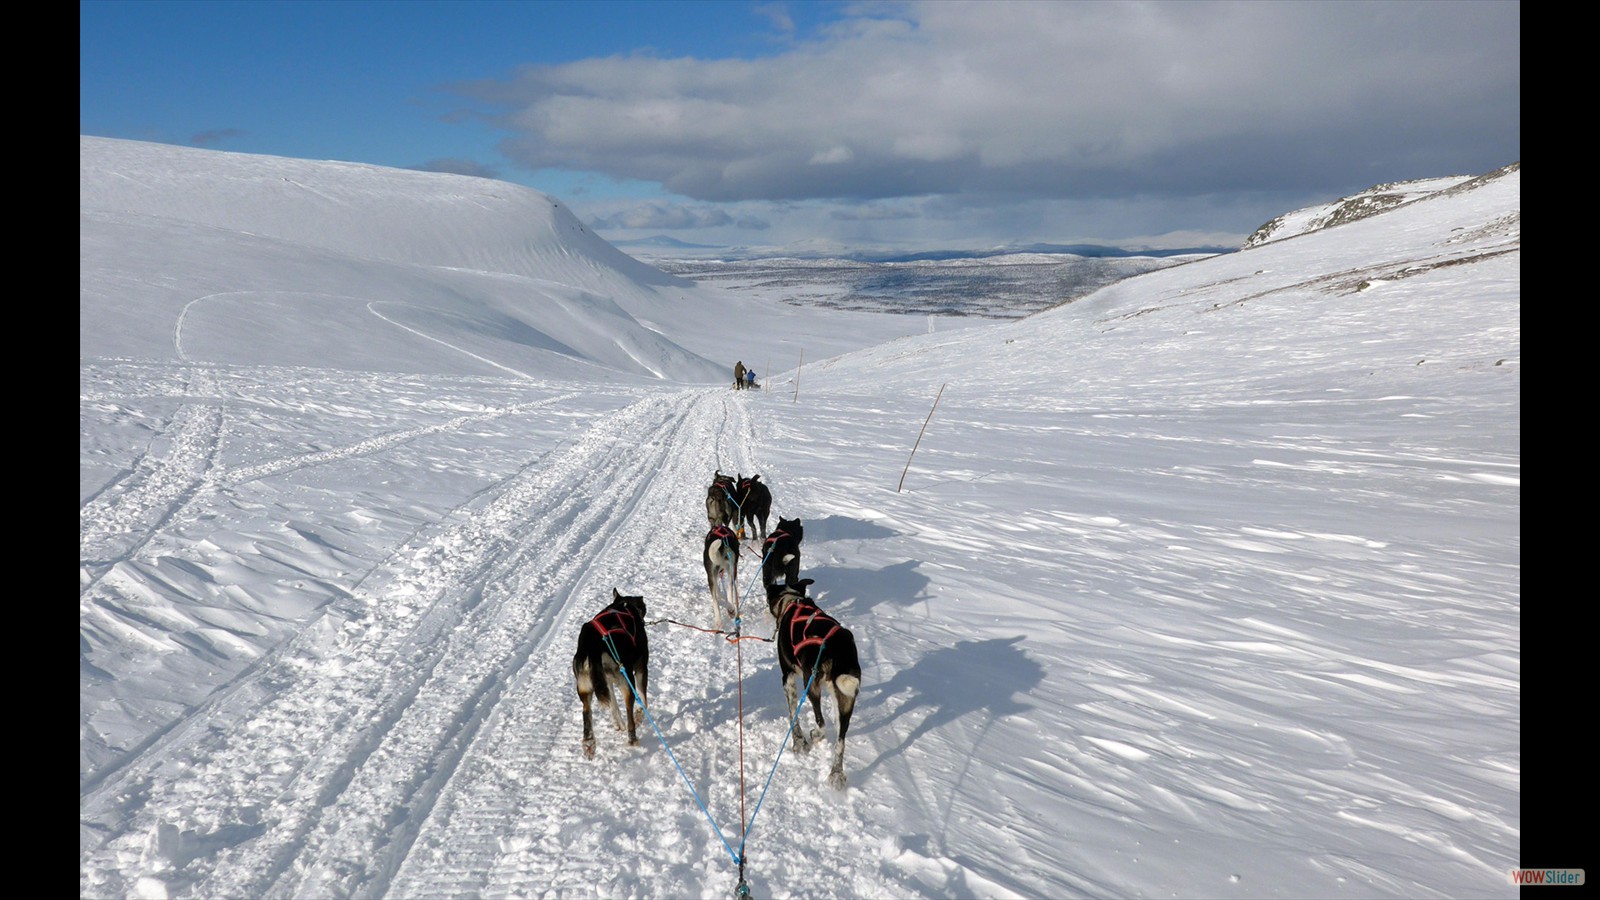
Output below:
[260,391,712,899]
[78,390,714,900]
[80,368,224,588]
[387,390,773,899]
[78,386,597,802]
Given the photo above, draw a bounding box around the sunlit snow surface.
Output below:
[81,139,1519,900]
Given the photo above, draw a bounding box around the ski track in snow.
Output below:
[80,366,226,586]
[79,388,904,900]
[79,360,584,592]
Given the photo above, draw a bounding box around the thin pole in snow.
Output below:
[792,348,803,403]
[898,383,946,493]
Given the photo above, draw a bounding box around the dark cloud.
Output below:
[591,202,735,230]
[831,202,919,221]
[457,2,1519,206]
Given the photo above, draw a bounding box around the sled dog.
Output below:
[573,589,649,758]
[761,517,804,589]
[735,473,772,542]
[704,524,741,629]
[767,578,861,789]
[706,470,737,530]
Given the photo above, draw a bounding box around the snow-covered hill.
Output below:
[1242,164,1518,249]
[80,137,915,384]
[811,162,1520,400]
[81,140,1520,900]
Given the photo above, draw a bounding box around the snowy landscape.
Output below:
[647,253,1208,320]
[81,136,1520,899]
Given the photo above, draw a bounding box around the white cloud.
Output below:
[808,145,854,165]
[593,201,734,230]
[462,1,1518,205]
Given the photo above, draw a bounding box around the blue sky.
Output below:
[80,0,1520,254]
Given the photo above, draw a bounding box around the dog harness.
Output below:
[709,525,737,544]
[764,530,789,548]
[709,479,738,520]
[782,600,840,653]
[589,607,638,647]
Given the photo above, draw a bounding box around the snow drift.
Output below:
[81,138,1520,900]
[80,135,729,383]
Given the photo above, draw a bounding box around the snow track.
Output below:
[80,388,853,899]
[80,367,225,587]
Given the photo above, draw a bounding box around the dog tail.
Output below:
[831,630,862,698]
[578,632,612,705]
[835,672,861,701]
[573,651,589,693]
[591,641,613,705]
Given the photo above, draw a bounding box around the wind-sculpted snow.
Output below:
[82,141,1521,900]
[81,389,842,898]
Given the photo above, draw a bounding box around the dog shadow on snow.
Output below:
[800,514,899,543]
[791,515,924,617]
[852,636,1044,785]
[802,560,927,617]
[710,550,928,733]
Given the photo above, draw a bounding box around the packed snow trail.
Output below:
[79,388,898,899]
[78,361,592,794]
[79,366,224,589]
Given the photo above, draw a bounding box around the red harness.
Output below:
[783,600,840,653]
[589,608,638,647]
[709,525,737,543]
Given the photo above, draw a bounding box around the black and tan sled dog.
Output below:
[706,470,737,530]
[573,589,650,758]
[704,524,740,629]
[761,516,804,589]
[766,578,861,789]
[735,473,772,541]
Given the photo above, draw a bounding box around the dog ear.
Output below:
[613,588,622,601]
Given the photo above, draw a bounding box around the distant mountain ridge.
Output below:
[617,236,1232,263]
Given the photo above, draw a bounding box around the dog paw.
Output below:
[828,768,847,790]
[582,739,596,759]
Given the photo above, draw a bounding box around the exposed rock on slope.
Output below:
[1243,162,1519,248]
